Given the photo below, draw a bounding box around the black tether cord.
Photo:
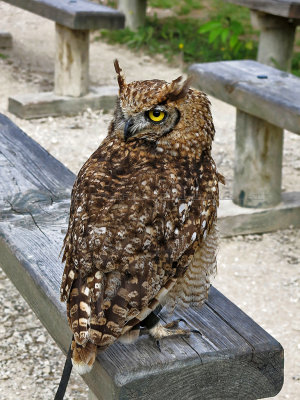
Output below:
[54,342,73,400]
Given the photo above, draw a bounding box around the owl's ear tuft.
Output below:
[167,76,192,102]
[114,59,126,92]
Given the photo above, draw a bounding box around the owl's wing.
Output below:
[165,221,218,312]
[60,144,220,352]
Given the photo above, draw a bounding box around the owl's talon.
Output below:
[139,327,149,337]
[149,321,192,344]
[191,329,202,336]
[164,318,187,329]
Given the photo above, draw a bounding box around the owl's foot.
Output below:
[163,318,187,329]
[151,321,201,352]
[151,321,202,352]
[140,312,201,351]
[149,320,192,341]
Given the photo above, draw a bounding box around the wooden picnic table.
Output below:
[224,0,300,71]
[189,60,300,212]
[0,113,284,399]
[118,0,147,31]
[2,0,124,118]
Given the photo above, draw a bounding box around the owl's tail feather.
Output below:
[71,338,97,375]
[54,342,72,400]
[54,338,97,400]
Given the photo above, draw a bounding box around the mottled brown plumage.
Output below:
[60,60,224,374]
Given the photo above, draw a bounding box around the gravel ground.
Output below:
[0,3,299,399]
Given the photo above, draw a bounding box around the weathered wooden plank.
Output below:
[223,0,300,19]
[219,193,300,236]
[2,0,125,30]
[0,114,284,399]
[8,86,118,119]
[0,32,12,48]
[54,24,89,97]
[233,110,283,208]
[207,287,280,350]
[250,11,297,70]
[189,60,300,135]
[118,0,147,30]
[0,202,283,399]
[0,114,74,198]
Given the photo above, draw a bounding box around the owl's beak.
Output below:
[124,118,134,142]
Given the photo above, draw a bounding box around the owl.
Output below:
[60,60,224,375]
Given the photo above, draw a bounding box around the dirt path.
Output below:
[0,3,299,399]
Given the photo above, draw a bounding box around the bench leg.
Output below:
[118,0,147,30]
[251,11,296,71]
[88,389,97,399]
[233,110,283,208]
[0,32,12,49]
[89,388,105,400]
[54,23,89,97]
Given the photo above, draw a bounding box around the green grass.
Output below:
[292,52,300,76]
[99,0,299,76]
[101,15,257,64]
[149,0,176,8]
[208,0,253,30]
[149,0,203,15]
[101,17,214,63]
[100,9,257,65]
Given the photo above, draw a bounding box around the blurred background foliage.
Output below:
[99,0,300,75]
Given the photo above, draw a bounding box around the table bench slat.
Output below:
[223,0,300,19]
[0,202,283,399]
[0,114,74,201]
[0,114,284,399]
[2,0,125,30]
[189,60,300,134]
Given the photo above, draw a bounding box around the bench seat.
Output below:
[223,0,300,19]
[189,60,300,229]
[0,113,284,399]
[2,0,124,30]
[2,0,124,117]
[189,60,300,135]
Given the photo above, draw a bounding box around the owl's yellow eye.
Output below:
[148,109,165,122]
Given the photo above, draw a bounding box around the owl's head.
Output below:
[112,60,214,153]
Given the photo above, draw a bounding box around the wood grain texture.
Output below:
[118,0,147,30]
[2,0,125,30]
[219,193,300,236]
[223,0,300,19]
[233,110,283,208]
[54,24,89,97]
[189,60,300,134]
[8,86,118,119]
[0,32,12,48]
[0,114,74,199]
[250,11,297,70]
[0,114,284,399]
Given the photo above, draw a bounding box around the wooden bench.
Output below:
[189,59,300,235]
[223,0,300,71]
[118,1,300,69]
[118,0,147,30]
[2,0,125,118]
[0,112,284,399]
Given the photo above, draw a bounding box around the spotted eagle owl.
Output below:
[60,60,224,374]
